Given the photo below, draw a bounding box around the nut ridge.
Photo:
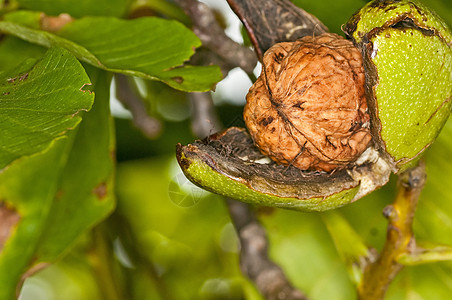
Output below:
[244,33,372,171]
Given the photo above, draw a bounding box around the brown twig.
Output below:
[188,92,222,139]
[114,74,161,139]
[174,0,257,75]
[358,162,426,300]
[227,199,308,300]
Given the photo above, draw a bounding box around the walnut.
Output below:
[244,33,372,172]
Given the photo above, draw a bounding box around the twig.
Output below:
[227,199,308,300]
[174,0,257,75]
[114,74,161,139]
[188,92,222,139]
[358,162,426,300]
[397,243,452,265]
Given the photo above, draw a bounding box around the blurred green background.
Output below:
[6,0,452,299]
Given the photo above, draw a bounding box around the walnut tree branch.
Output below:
[114,74,161,139]
[174,0,257,75]
[188,92,222,139]
[358,162,426,300]
[227,199,308,300]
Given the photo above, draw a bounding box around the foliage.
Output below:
[0,0,451,299]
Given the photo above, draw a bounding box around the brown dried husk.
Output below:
[244,33,372,171]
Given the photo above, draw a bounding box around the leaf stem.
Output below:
[358,162,426,300]
[397,244,452,265]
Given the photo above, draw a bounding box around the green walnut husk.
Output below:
[177,127,390,212]
[176,0,452,211]
[344,0,452,172]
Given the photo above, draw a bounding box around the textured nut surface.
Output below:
[244,33,372,171]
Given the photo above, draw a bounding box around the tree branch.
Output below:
[227,199,308,300]
[174,0,257,75]
[114,74,161,139]
[188,92,222,139]
[358,162,426,300]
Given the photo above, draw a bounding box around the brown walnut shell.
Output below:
[244,33,372,172]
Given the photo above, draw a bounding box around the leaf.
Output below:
[0,137,73,300]
[58,16,222,91]
[0,15,223,91]
[321,211,371,284]
[34,66,116,262]
[0,67,115,299]
[3,10,42,29]
[0,47,94,170]
[134,0,190,23]
[17,0,130,18]
[260,210,355,300]
[0,36,46,76]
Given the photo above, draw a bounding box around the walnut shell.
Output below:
[244,33,372,172]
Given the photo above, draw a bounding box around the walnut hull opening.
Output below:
[177,127,391,203]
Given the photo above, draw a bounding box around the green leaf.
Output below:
[34,67,116,262]
[0,15,223,91]
[131,0,190,24]
[0,67,115,299]
[17,0,130,18]
[260,210,355,300]
[3,10,41,29]
[321,211,371,284]
[0,137,73,300]
[0,46,94,170]
[0,36,45,76]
